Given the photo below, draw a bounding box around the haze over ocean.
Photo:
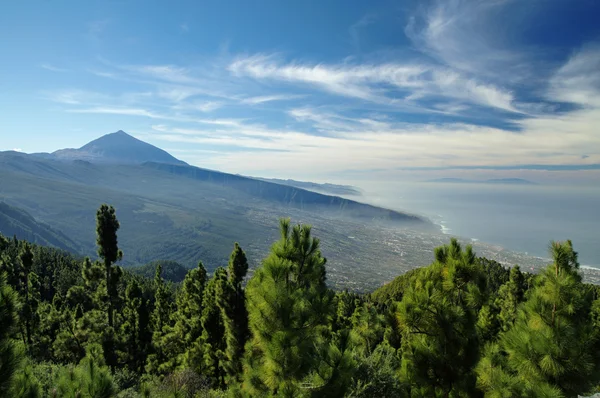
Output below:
[353,181,600,267]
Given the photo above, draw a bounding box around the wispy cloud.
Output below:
[349,14,376,51]
[180,23,189,32]
[548,45,600,107]
[240,94,304,105]
[40,63,69,72]
[68,107,163,118]
[183,101,224,112]
[405,0,530,82]
[229,54,519,112]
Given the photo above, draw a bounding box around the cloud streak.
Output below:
[41,63,69,72]
[228,54,519,112]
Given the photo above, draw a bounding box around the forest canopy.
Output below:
[1,204,600,397]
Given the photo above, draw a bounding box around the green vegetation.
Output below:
[1,204,600,397]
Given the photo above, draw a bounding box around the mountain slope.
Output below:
[51,130,187,165]
[143,162,424,225]
[255,177,362,196]
[0,202,80,252]
[0,131,448,291]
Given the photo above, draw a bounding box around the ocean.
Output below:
[352,181,600,268]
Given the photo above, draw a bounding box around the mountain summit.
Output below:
[51,130,187,165]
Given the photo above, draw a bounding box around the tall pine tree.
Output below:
[222,243,249,383]
[95,204,123,330]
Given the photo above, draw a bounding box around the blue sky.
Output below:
[1,0,600,182]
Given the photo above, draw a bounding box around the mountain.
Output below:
[0,202,80,252]
[0,131,439,291]
[47,130,187,165]
[428,177,537,185]
[255,178,362,196]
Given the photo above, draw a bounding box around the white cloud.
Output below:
[188,101,224,112]
[548,46,600,107]
[68,107,182,121]
[228,54,519,112]
[40,63,69,72]
[240,94,304,105]
[132,65,198,85]
[406,0,529,81]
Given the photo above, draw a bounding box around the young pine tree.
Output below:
[476,241,600,397]
[243,218,333,396]
[397,238,486,397]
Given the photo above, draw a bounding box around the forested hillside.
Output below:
[0,202,80,253]
[1,204,599,397]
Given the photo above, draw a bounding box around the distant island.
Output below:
[254,177,362,196]
[427,178,538,185]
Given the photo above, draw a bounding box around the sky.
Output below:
[1,0,600,183]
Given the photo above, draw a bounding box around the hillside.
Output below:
[0,132,446,290]
[255,177,362,196]
[0,202,80,252]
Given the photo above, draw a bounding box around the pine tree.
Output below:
[495,265,525,333]
[95,204,123,370]
[170,261,207,370]
[95,204,123,329]
[120,279,151,373]
[222,243,249,383]
[398,238,486,396]
[145,264,175,375]
[54,344,115,398]
[191,266,228,388]
[0,272,22,395]
[476,241,600,397]
[243,218,333,396]
[17,243,41,355]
